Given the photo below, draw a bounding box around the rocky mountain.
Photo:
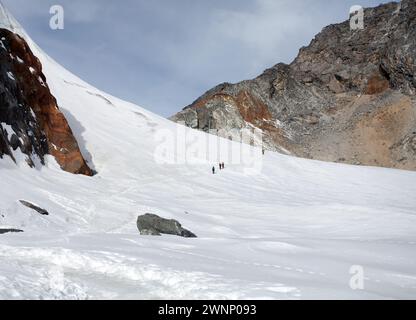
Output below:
[0,28,92,175]
[171,0,416,170]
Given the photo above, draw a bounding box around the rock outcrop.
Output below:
[171,0,416,170]
[0,28,93,175]
[19,200,49,216]
[137,213,197,238]
[0,228,23,235]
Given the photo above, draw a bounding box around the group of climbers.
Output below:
[212,162,225,174]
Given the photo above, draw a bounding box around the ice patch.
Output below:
[0,40,6,51]
[1,122,14,137]
[6,71,15,81]
[38,76,46,87]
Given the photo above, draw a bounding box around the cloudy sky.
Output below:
[2,0,390,117]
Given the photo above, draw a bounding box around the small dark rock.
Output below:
[137,213,197,238]
[0,228,23,235]
[19,200,49,215]
[10,134,20,150]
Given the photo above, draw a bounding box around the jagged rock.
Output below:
[19,200,49,215]
[0,28,93,175]
[137,213,197,238]
[0,228,23,234]
[171,0,416,171]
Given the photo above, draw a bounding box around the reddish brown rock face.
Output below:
[0,28,93,176]
[235,90,272,126]
[191,90,273,127]
[365,72,390,95]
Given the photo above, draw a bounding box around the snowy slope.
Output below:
[1,5,416,299]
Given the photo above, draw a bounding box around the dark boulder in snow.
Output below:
[137,213,197,238]
[19,200,49,215]
[0,228,23,234]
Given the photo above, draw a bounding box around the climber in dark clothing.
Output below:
[212,166,216,174]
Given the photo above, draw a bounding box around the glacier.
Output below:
[0,3,416,299]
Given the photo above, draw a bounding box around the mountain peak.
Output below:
[0,1,24,35]
[171,0,416,171]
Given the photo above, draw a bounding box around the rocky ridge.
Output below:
[171,0,416,170]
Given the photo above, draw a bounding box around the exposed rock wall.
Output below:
[0,28,93,175]
[171,0,416,170]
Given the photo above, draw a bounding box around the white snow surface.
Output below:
[1,4,416,300]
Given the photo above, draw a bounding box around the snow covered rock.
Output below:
[137,214,197,238]
[19,200,49,216]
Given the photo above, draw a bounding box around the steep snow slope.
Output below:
[0,5,416,299]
